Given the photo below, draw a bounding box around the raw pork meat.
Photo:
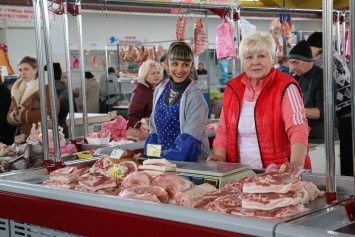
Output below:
[96,187,119,196]
[119,185,169,203]
[231,204,308,220]
[241,192,303,211]
[142,158,175,167]
[269,18,283,57]
[119,171,151,192]
[206,194,243,214]
[176,16,187,41]
[302,181,325,201]
[43,179,77,189]
[193,18,208,56]
[49,166,79,182]
[192,187,242,209]
[243,172,303,194]
[151,174,195,203]
[281,21,293,48]
[78,173,117,191]
[175,183,216,207]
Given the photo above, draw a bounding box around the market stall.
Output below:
[0,1,354,237]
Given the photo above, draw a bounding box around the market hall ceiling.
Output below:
[1,0,349,13]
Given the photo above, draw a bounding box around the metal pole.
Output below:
[335,11,341,54]
[62,1,77,144]
[350,0,355,190]
[235,7,242,75]
[76,0,89,139]
[32,0,49,164]
[230,7,236,78]
[341,12,346,56]
[323,0,336,204]
[105,44,110,112]
[39,0,62,167]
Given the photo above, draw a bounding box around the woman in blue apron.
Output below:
[144,42,209,162]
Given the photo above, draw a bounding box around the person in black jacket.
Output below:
[0,76,16,145]
[289,40,325,142]
[44,63,69,138]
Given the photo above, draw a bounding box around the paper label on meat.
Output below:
[110,149,125,159]
[147,144,161,157]
[106,164,127,178]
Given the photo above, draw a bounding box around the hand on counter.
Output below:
[279,162,304,178]
[207,154,225,162]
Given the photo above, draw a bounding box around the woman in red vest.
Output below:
[208,31,311,176]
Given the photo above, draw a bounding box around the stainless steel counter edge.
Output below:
[274,222,354,237]
[0,179,276,236]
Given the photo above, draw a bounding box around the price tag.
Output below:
[14,134,26,143]
[106,164,127,178]
[93,124,102,133]
[147,144,162,157]
[110,149,125,159]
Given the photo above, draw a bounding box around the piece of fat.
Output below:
[138,164,176,172]
[142,158,176,167]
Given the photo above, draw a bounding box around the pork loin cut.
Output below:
[151,174,195,203]
[49,166,79,182]
[43,179,77,189]
[241,192,303,211]
[78,173,117,191]
[231,204,308,220]
[243,172,303,194]
[175,183,217,207]
[119,185,169,203]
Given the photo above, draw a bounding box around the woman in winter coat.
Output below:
[7,56,59,137]
[144,42,209,162]
[77,72,100,113]
[127,60,163,128]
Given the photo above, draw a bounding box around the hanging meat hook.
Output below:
[177,2,183,18]
[193,3,202,19]
[101,0,107,18]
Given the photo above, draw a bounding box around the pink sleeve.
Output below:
[282,84,310,146]
[213,108,229,151]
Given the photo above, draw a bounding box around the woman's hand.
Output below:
[207,154,225,162]
[15,106,25,122]
[279,162,303,177]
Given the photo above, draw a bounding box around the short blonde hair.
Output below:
[239,31,275,62]
[138,60,163,83]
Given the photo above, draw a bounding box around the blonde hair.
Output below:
[239,31,275,62]
[168,41,194,62]
[137,60,163,83]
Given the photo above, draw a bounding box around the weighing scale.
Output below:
[176,161,256,189]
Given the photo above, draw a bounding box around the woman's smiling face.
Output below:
[242,50,273,81]
[168,60,194,83]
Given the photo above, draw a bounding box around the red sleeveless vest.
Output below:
[222,68,311,170]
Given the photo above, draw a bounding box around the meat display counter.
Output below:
[0,159,354,237]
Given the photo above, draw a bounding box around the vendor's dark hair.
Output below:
[108,67,115,74]
[168,41,194,62]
